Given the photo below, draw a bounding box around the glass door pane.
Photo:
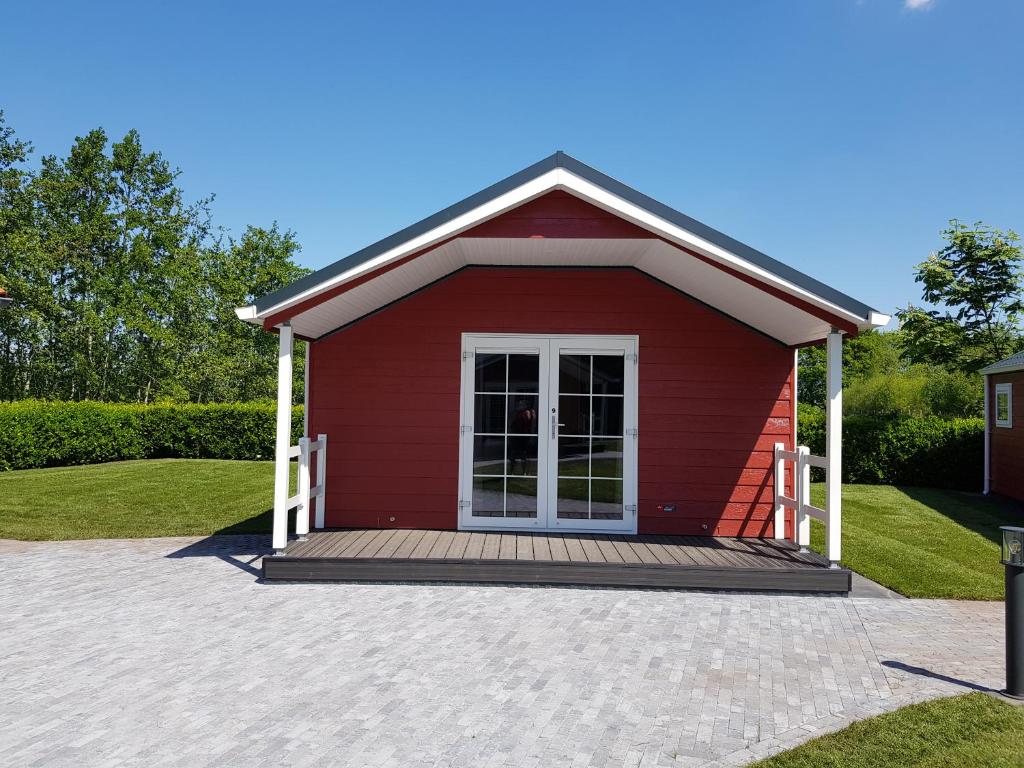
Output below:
[470,352,540,520]
[555,352,626,523]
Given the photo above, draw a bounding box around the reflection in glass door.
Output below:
[459,334,637,532]
[470,350,541,519]
[461,338,549,528]
[554,351,627,524]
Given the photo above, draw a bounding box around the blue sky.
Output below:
[5,0,1023,319]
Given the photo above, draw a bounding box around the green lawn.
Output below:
[1,461,1020,600]
[808,483,1022,600]
[0,459,290,540]
[751,693,1024,768]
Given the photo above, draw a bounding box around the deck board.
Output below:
[410,529,441,559]
[516,534,534,561]
[652,535,699,565]
[676,536,718,566]
[266,529,850,593]
[445,531,471,560]
[374,529,410,559]
[498,534,517,560]
[356,529,396,558]
[548,534,570,562]
[318,531,361,557]
[334,529,379,557]
[641,538,684,566]
[562,535,588,562]
[532,534,552,561]
[463,532,486,560]
[612,539,644,564]
[392,529,427,559]
[593,536,625,563]
[627,540,662,565]
[481,533,501,559]
[577,535,605,563]
[427,530,456,559]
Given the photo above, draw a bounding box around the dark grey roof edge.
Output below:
[555,154,878,319]
[252,151,880,320]
[980,351,1024,374]
[251,153,561,314]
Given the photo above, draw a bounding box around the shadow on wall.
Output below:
[900,487,1024,547]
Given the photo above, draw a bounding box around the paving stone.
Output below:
[0,535,1003,767]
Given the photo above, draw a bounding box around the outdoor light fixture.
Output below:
[1003,527,1024,567]
[1001,526,1024,700]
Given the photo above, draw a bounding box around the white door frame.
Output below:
[458,333,639,534]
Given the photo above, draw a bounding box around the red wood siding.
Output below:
[308,267,795,537]
[990,372,1024,502]
[463,190,655,239]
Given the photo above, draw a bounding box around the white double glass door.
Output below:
[458,334,638,533]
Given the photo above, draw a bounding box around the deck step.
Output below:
[262,552,851,593]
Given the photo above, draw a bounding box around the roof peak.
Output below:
[242,152,885,338]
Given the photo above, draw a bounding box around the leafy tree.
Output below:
[798,330,904,408]
[844,367,982,419]
[897,220,1023,372]
[0,118,308,402]
[0,112,38,401]
[189,224,308,402]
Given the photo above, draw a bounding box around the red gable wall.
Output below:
[463,190,655,239]
[307,267,796,537]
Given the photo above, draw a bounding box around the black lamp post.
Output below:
[1001,526,1024,700]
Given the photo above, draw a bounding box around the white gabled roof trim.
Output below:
[253,169,563,321]
[235,305,258,322]
[247,168,881,330]
[981,351,1024,375]
[553,169,868,327]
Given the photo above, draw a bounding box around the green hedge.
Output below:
[0,401,986,491]
[0,401,303,471]
[797,402,983,491]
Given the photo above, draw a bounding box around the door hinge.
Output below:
[627,427,639,438]
[625,353,638,364]
[625,504,637,516]
[463,351,474,359]
[461,425,473,434]
[458,500,471,509]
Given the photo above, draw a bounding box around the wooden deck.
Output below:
[262,530,851,593]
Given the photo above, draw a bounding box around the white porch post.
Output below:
[773,443,786,540]
[797,446,811,549]
[303,340,310,437]
[315,433,328,529]
[825,329,843,565]
[273,322,294,553]
[983,374,991,494]
[296,436,311,540]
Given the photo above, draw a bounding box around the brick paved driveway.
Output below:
[0,536,1004,767]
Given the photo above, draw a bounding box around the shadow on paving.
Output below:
[881,660,993,693]
[900,487,1024,547]
[164,510,274,577]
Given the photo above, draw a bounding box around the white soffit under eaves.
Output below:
[636,240,833,346]
[288,237,831,345]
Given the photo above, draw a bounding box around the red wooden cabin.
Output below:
[238,153,887,569]
[983,353,1024,502]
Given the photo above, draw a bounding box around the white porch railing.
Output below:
[273,433,328,552]
[773,442,840,564]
